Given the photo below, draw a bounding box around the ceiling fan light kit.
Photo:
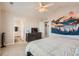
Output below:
[36,2,53,13]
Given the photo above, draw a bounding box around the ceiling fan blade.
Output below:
[44,3,53,7]
[39,2,43,7]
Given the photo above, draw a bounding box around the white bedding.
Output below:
[25,35,79,56]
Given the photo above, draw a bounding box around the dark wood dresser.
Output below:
[26,32,42,42]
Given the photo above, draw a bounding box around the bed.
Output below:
[25,34,79,56]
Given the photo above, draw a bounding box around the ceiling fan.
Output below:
[36,2,53,12]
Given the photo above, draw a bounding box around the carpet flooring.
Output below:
[1,42,27,56]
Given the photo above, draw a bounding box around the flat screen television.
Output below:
[31,28,38,33]
[15,27,18,32]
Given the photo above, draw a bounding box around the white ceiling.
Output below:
[1,2,79,13]
[1,2,79,20]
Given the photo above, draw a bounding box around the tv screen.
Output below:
[15,27,18,32]
[31,28,38,33]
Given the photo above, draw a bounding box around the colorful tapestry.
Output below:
[51,16,79,35]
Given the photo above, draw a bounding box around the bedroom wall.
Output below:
[0,7,2,33]
[48,6,79,39]
[1,9,42,45]
[1,11,14,45]
[0,5,2,48]
[1,11,41,44]
[49,7,79,20]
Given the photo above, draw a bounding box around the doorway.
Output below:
[13,18,25,44]
[44,22,49,37]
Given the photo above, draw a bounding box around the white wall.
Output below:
[0,6,2,48]
[2,12,42,44]
[1,11,14,45]
[1,11,41,44]
[49,6,79,20]
[38,21,45,38]
[1,15,40,45]
[0,8,2,33]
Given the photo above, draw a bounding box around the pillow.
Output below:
[74,47,79,56]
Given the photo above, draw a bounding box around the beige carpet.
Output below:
[1,42,27,56]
